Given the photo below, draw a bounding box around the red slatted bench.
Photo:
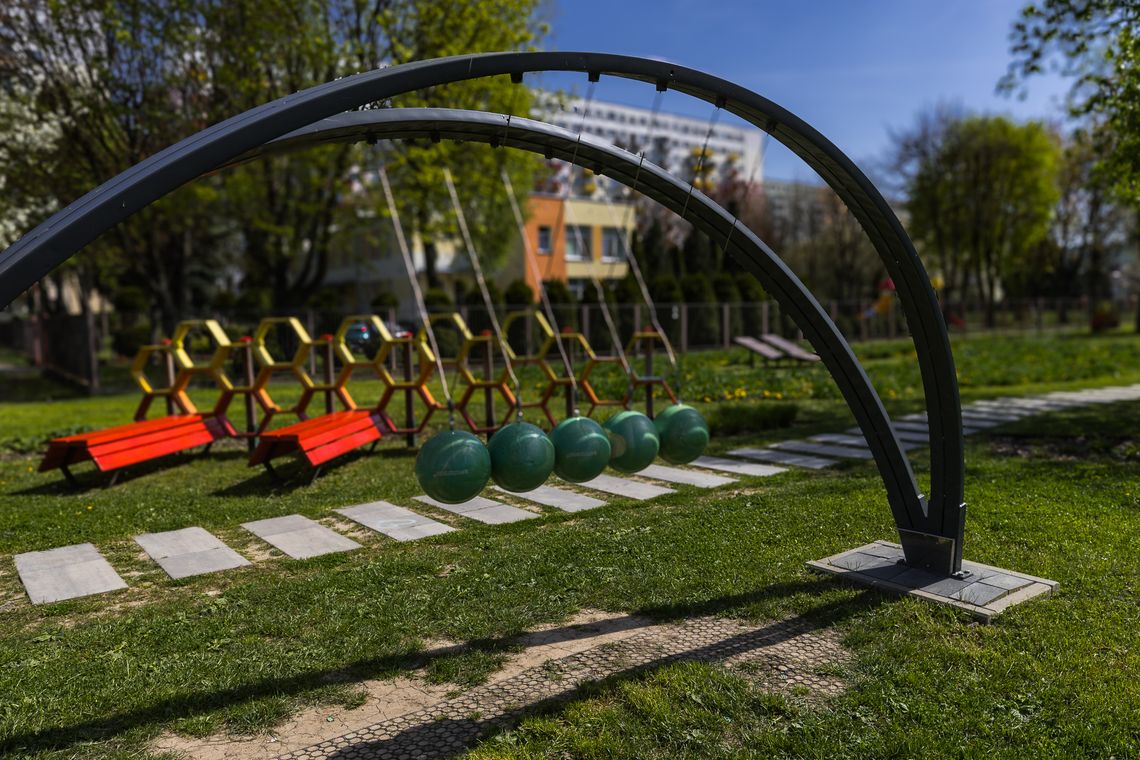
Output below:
[248,410,385,480]
[40,414,234,486]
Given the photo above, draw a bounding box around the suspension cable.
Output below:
[442,166,522,417]
[501,169,579,394]
[376,164,456,427]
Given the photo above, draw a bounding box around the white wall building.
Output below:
[535,96,764,193]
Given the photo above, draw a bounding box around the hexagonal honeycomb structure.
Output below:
[375,331,442,435]
[332,314,394,411]
[249,317,316,430]
[456,331,517,434]
[625,327,678,407]
[131,338,196,420]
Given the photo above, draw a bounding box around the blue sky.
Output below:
[541,0,1072,181]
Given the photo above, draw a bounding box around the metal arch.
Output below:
[237,107,951,570]
[0,52,964,572]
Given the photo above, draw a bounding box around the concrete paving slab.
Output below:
[770,440,875,460]
[638,464,737,488]
[415,495,538,524]
[135,527,250,579]
[495,484,606,512]
[809,433,870,448]
[413,495,502,514]
[242,515,361,559]
[808,540,1058,623]
[575,474,676,500]
[14,543,127,604]
[336,501,454,541]
[727,447,837,470]
[691,456,789,477]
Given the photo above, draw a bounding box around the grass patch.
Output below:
[0,332,1137,757]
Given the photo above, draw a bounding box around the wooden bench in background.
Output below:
[39,414,234,487]
[248,410,385,481]
[760,334,821,363]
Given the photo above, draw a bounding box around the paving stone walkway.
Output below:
[272,614,849,760]
[10,382,1140,605]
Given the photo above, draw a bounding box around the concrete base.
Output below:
[808,541,1057,623]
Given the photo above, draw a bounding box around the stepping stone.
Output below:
[135,527,250,580]
[771,440,875,460]
[639,463,737,488]
[336,501,454,541]
[889,421,931,433]
[14,543,127,605]
[496,484,606,512]
[810,433,872,448]
[414,495,537,524]
[690,456,788,477]
[811,433,922,452]
[575,473,676,500]
[242,514,361,559]
[727,447,836,469]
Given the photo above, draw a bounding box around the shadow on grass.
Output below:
[0,577,885,756]
[10,448,246,496]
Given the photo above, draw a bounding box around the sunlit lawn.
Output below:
[0,330,1137,758]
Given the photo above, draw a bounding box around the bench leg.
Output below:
[309,465,323,484]
[105,470,121,488]
[200,442,214,456]
[263,459,283,484]
[60,464,80,490]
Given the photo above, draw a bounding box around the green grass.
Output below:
[0,331,1137,758]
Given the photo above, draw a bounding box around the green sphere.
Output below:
[654,404,710,464]
[488,422,555,492]
[603,410,660,473]
[549,416,611,483]
[415,429,491,504]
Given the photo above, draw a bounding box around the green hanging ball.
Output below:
[549,415,611,483]
[654,403,710,465]
[415,429,491,504]
[602,410,660,473]
[488,421,555,492]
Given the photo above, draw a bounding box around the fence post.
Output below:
[403,340,415,448]
[680,304,689,353]
[306,310,317,376]
[722,303,730,348]
[582,305,591,347]
[644,332,654,419]
[85,307,100,396]
[323,337,335,415]
[484,333,494,438]
[242,338,257,451]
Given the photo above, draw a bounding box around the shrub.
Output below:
[1091,301,1120,333]
[705,401,798,436]
[681,273,719,346]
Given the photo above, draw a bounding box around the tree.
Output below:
[896,112,1060,325]
[1002,1,1140,203]
[377,0,545,288]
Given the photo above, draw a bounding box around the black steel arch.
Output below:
[0,52,965,572]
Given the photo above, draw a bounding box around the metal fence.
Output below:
[1,296,1135,394]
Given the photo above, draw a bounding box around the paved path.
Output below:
[9,382,1139,605]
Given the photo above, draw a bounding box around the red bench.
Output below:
[248,410,385,480]
[40,414,234,486]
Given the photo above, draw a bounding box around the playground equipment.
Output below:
[4,52,969,576]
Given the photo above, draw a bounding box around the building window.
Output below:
[537,225,553,254]
[601,227,626,262]
[565,225,592,261]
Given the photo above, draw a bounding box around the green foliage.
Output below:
[681,273,719,345]
[901,113,1060,323]
[1004,1,1140,205]
[705,400,798,435]
[542,279,577,330]
[503,279,535,307]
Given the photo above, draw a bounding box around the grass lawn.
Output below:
[0,330,1137,758]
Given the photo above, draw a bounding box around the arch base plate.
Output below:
[807,541,1057,623]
